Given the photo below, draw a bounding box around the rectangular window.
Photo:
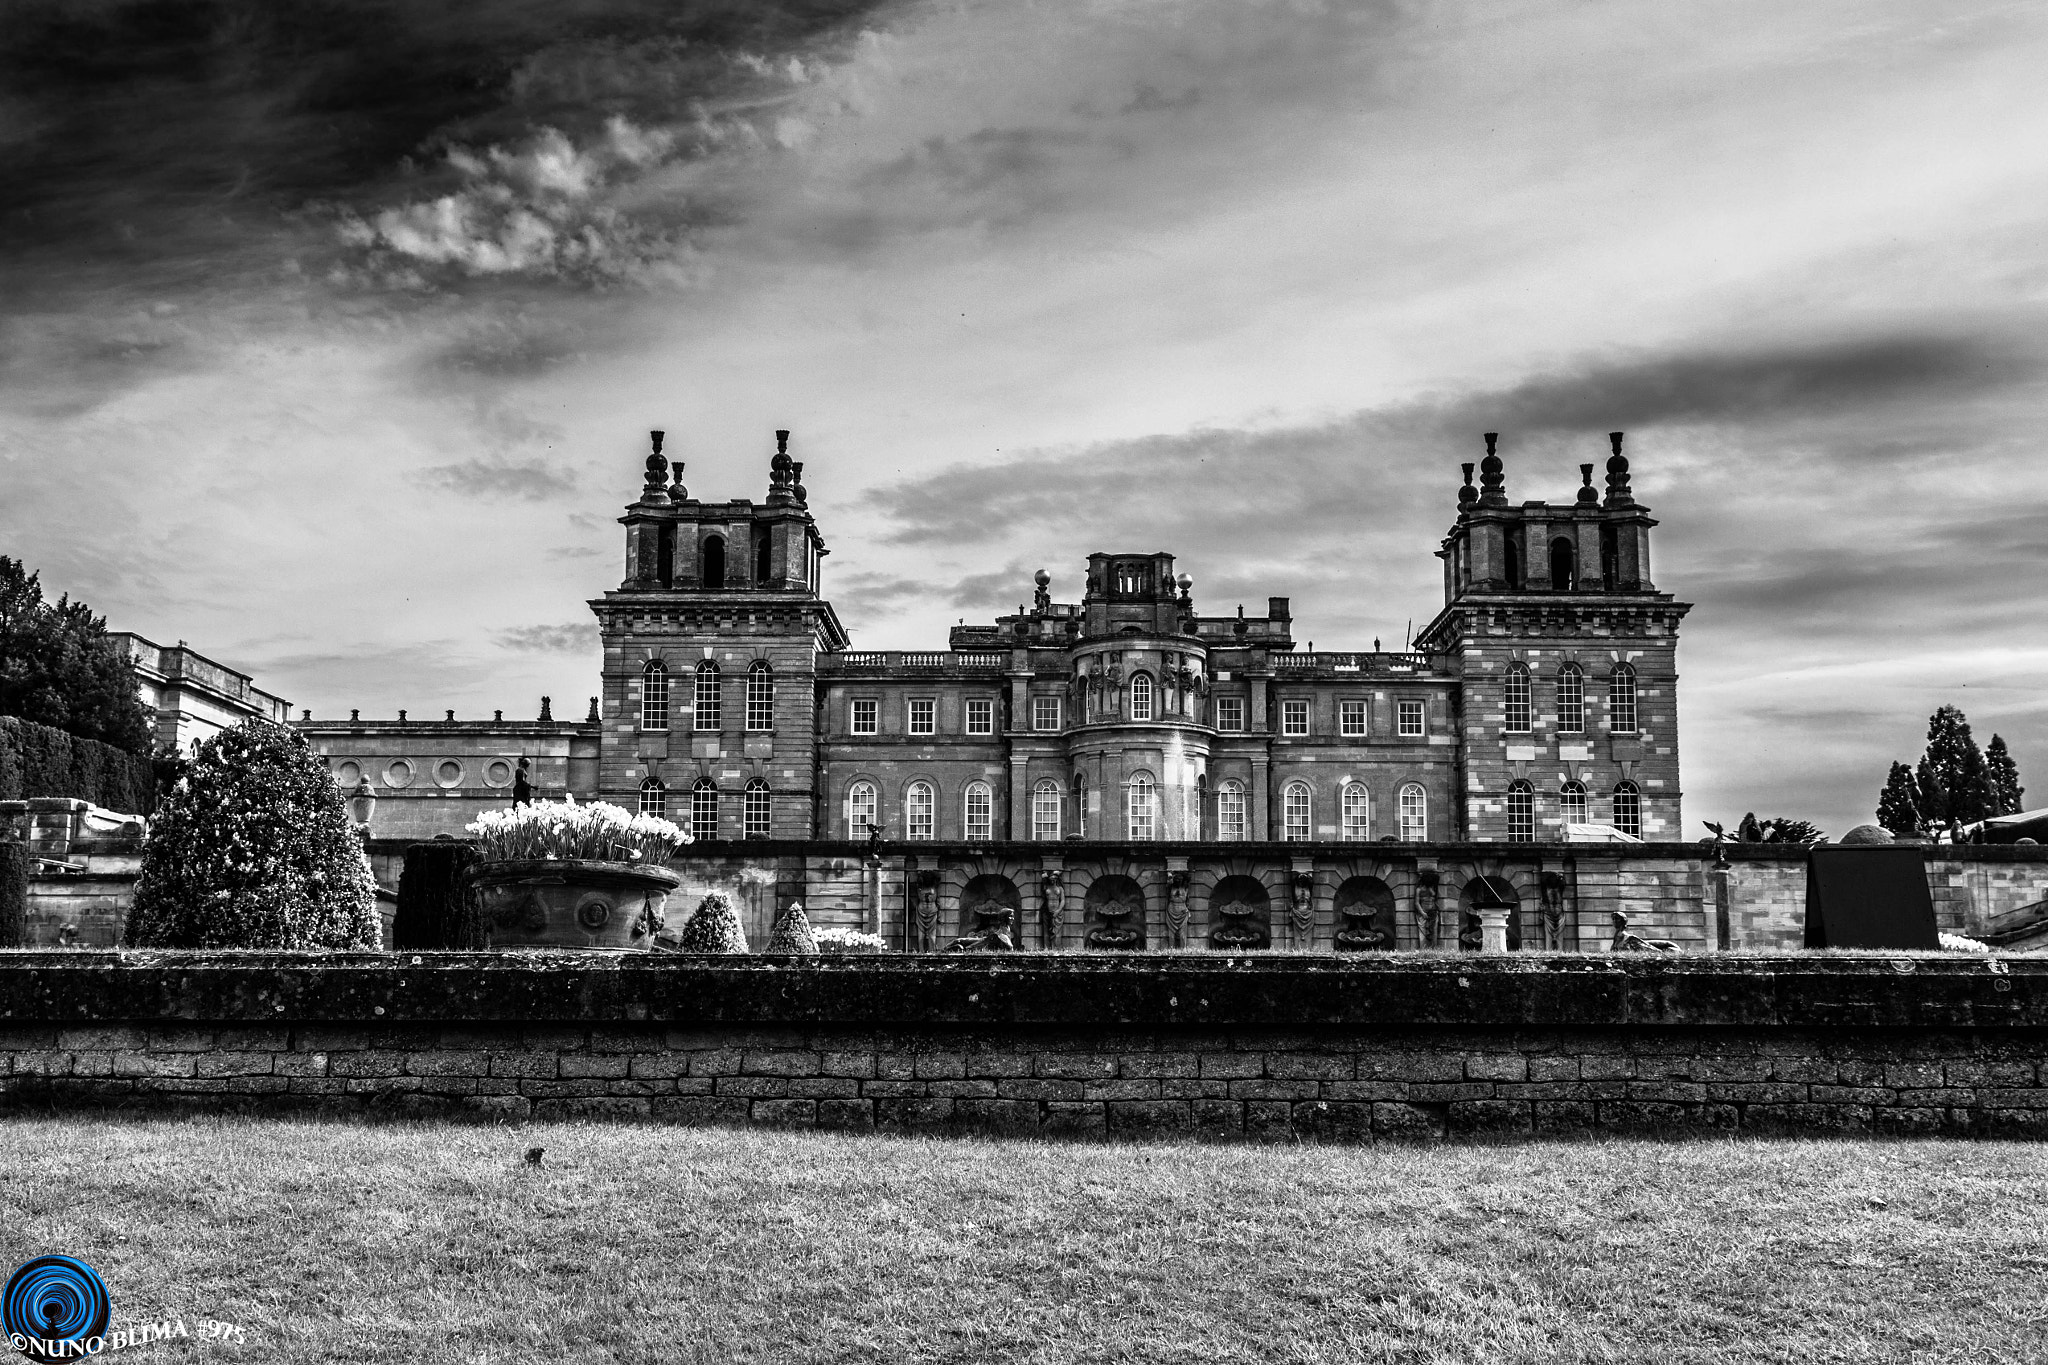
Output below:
[1127,779,1156,841]
[965,698,994,735]
[1215,697,1245,732]
[1397,700,1425,737]
[1032,784,1062,841]
[1218,784,1248,841]
[1281,700,1309,736]
[1556,669,1585,734]
[1339,699,1367,737]
[908,698,936,735]
[1032,695,1061,732]
[694,668,721,731]
[850,699,878,735]
[1282,784,1311,841]
[745,669,774,732]
[964,784,993,841]
[1507,787,1534,842]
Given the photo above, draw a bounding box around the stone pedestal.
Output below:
[1479,908,1512,953]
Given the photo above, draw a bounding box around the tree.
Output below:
[1915,704,1996,835]
[1986,735,2025,817]
[1875,761,1922,835]
[125,719,380,949]
[676,891,749,953]
[765,900,818,955]
[0,556,153,755]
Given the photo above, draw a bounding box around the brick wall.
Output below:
[2,953,2042,1140]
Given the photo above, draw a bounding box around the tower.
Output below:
[1415,433,1691,842]
[590,429,847,839]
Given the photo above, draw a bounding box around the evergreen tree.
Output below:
[1915,704,1995,835]
[676,891,749,953]
[1875,761,1922,835]
[1986,735,2025,816]
[765,900,819,955]
[0,556,154,755]
[125,719,380,949]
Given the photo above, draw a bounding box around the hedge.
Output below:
[0,841,26,947]
[0,715,154,815]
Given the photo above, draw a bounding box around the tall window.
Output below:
[1341,783,1370,840]
[1032,780,1062,841]
[906,780,936,839]
[1506,780,1535,842]
[746,662,774,731]
[1608,663,1638,733]
[908,698,936,735]
[1129,672,1154,721]
[1282,781,1311,841]
[640,660,669,731]
[754,532,771,586]
[693,661,720,731]
[743,780,771,837]
[1556,664,1585,734]
[1339,700,1367,737]
[850,699,878,735]
[638,777,666,817]
[1398,783,1428,840]
[1127,772,1157,841]
[965,698,994,735]
[1218,780,1248,841]
[964,781,993,841]
[1397,700,1424,737]
[846,780,878,837]
[702,534,726,590]
[1215,697,1245,732]
[1613,781,1642,838]
[1281,699,1309,736]
[1504,664,1532,734]
[1560,780,1589,825]
[1032,695,1061,731]
[690,779,719,842]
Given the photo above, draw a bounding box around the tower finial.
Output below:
[1603,431,1635,508]
[641,429,671,504]
[1577,462,1598,506]
[1458,461,1477,511]
[768,429,796,504]
[1478,433,1507,506]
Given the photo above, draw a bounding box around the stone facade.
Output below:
[114,633,291,755]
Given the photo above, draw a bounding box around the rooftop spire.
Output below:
[1478,432,1507,507]
[641,429,671,504]
[1602,431,1635,508]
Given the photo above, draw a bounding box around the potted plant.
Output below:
[464,797,690,949]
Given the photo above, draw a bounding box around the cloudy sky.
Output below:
[4,0,2044,835]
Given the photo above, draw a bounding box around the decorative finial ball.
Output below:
[1480,453,1503,476]
[1839,824,1894,845]
[1607,452,1629,475]
[1176,573,1192,589]
[1034,569,1050,587]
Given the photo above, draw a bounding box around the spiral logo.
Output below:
[4,1256,110,1361]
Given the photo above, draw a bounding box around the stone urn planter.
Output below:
[469,859,683,950]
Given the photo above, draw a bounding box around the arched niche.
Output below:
[1459,875,1521,951]
[1549,536,1577,590]
[703,534,726,590]
[1333,876,1396,950]
[1208,874,1271,950]
[1083,873,1145,949]
[959,873,1021,940]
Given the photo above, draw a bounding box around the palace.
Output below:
[301,426,1691,851]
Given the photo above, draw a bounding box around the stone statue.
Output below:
[914,875,941,953]
[1039,870,1065,949]
[1539,870,1569,951]
[946,906,1017,952]
[1288,870,1316,949]
[1610,911,1680,953]
[1415,869,1441,948]
[512,757,532,808]
[1033,569,1052,614]
[1165,870,1191,949]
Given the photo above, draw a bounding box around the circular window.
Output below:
[334,760,363,787]
[484,760,514,788]
[383,760,414,789]
[435,760,464,788]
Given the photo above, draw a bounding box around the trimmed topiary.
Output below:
[765,900,818,955]
[0,840,27,947]
[676,891,748,954]
[125,719,380,949]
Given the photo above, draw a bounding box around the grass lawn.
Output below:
[2,1121,2044,1364]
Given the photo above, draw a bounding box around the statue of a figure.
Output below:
[1165,871,1191,949]
[1539,870,1569,951]
[512,757,533,808]
[914,877,940,953]
[1033,569,1052,614]
[1288,871,1316,949]
[1038,870,1065,950]
[1415,870,1441,948]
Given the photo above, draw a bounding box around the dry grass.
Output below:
[2,1120,2045,1363]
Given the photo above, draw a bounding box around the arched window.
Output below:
[1127,771,1156,841]
[640,659,669,731]
[1550,536,1577,590]
[963,781,993,842]
[754,532,771,586]
[1398,783,1428,841]
[905,780,936,840]
[1128,671,1154,721]
[743,779,771,838]
[690,779,719,842]
[1504,533,1524,590]
[846,780,878,838]
[1556,663,1585,734]
[1503,663,1532,734]
[638,777,666,818]
[1506,780,1535,842]
[1032,779,1062,841]
[694,660,721,731]
[1612,781,1642,839]
[1341,783,1370,841]
[1218,779,1248,841]
[1282,781,1311,842]
[1599,524,1618,590]
[746,661,774,731]
[1608,662,1638,733]
[702,534,726,589]
[1560,779,1589,826]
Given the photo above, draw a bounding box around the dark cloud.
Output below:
[410,457,577,500]
[494,622,598,653]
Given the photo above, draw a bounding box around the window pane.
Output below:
[966,699,994,735]
[1339,700,1367,737]
[1609,665,1638,732]
[638,778,666,817]
[907,781,935,839]
[1219,782,1247,841]
[1283,783,1311,840]
[1398,783,1427,840]
[909,699,936,735]
[641,662,669,731]
[1341,784,1369,840]
[1216,697,1245,732]
[1556,666,1584,734]
[1561,781,1588,824]
[965,782,992,841]
[1032,695,1061,731]
[1506,782,1534,842]
[746,665,774,731]
[1032,781,1062,841]
[847,782,877,836]
[1397,701,1424,737]
[743,782,771,837]
[691,782,718,841]
[851,699,878,735]
[694,664,720,730]
[1504,666,1531,734]
[1282,700,1309,736]
[1613,784,1642,838]
[1129,673,1153,721]
[1128,774,1156,840]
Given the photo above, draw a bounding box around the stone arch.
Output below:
[1208,873,1272,950]
[1083,873,1145,949]
[958,873,1022,939]
[1334,875,1396,950]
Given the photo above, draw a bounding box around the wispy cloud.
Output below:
[494,622,599,654]
[410,458,578,500]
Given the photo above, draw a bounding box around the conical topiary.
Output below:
[677,890,749,953]
[125,719,380,949]
[765,900,818,955]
